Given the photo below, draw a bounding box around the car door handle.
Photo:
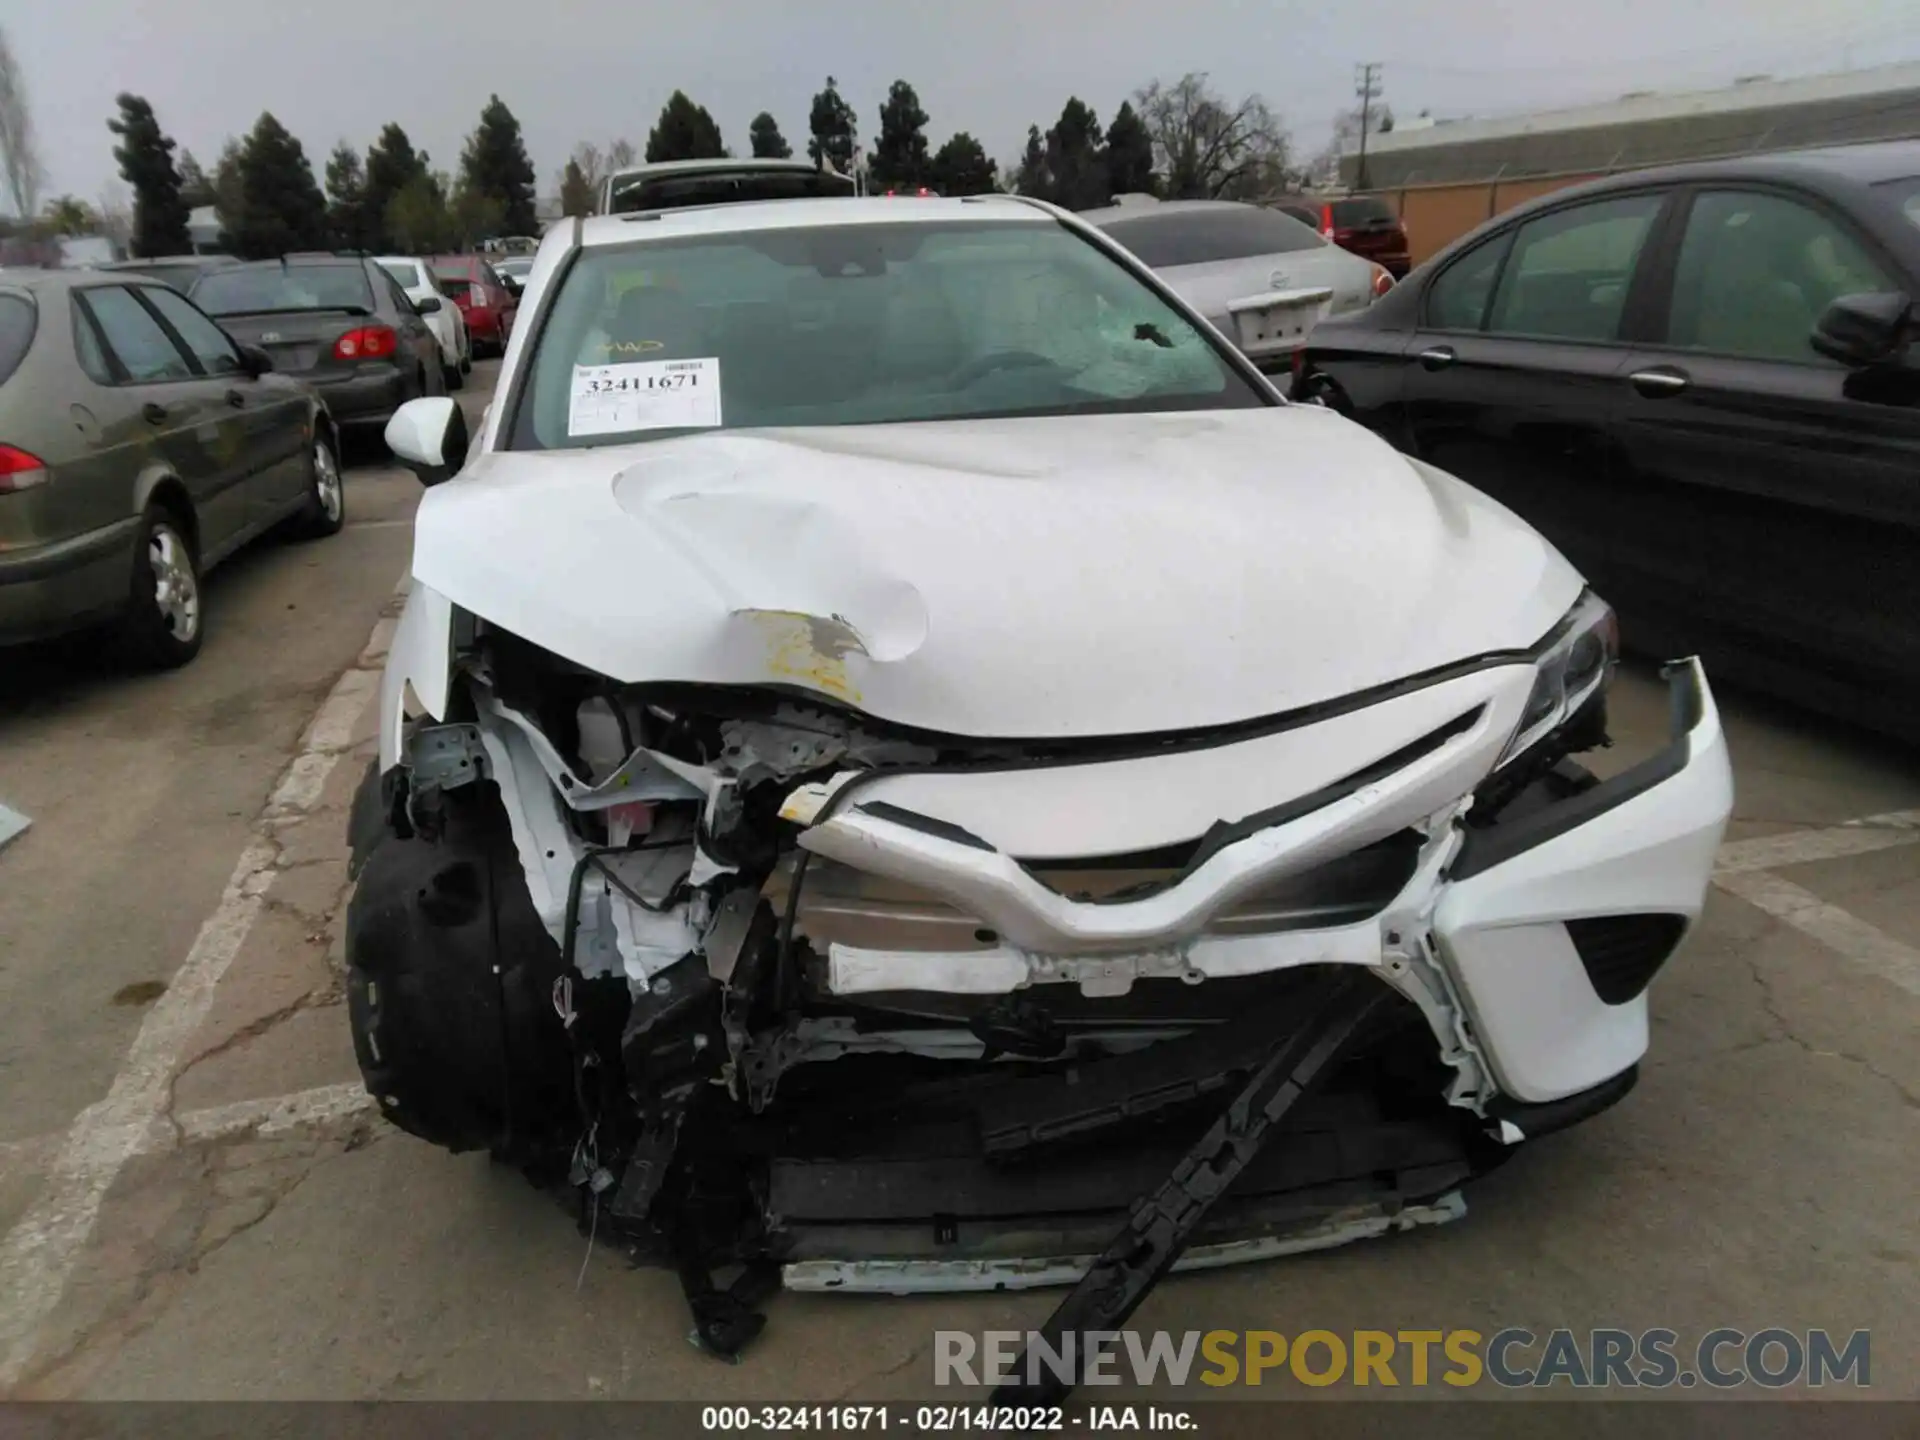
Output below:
[225,389,246,408]
[1629,367,1690,397]
[1417,345,1455,370]
[142,402,168,425]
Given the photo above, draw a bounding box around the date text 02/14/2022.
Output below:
[700,1407,1198,1432]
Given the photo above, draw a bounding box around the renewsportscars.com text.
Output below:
[935,1327,1871,1390]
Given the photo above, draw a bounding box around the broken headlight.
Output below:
[1498,590,1618,769]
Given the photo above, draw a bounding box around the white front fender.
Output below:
[378,582,455,771]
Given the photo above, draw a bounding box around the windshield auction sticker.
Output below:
[569,357,722,435]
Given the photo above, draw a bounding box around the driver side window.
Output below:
[1665,190,1894,364]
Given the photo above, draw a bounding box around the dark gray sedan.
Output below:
[0,270,342,667]
[188,255,445,434]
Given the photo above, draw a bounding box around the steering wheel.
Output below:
[948,350,1060,388]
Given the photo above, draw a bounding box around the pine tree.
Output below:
[748,112,790,159]
[227,112,328,258]
[807,76,857,174]
[1045,98,1107,211]
[106,94,191,258]
[1104,101,1156,197]
[869,81,931,192]
[458,95,538,236]
[1013,125,1050,200]
[645,91,725,163]
[929,133,996,196]
[559,157,594,216]
[176,149,214,210]
[364,123,428,251]
[324,141,371,251]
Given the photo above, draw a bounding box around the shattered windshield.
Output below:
[506,218,1265,450]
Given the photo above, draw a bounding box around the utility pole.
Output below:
[1354,62,1383,191]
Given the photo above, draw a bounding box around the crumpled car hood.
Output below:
[411,405,1583,738]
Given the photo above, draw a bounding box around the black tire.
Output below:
[117,502,203,669]
[346,779,580,1162]
[289,432,345,539]
[443,359,465,391]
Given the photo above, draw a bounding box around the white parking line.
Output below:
[1713,809,1920,875]
[0,599,397,1390]
[0,1084,381,1187]
[1714,869,1920,1000]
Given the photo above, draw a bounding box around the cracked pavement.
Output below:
[0,361,1915,1400]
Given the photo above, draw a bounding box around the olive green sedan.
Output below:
[0,269,344,668]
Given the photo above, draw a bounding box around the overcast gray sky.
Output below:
[9,0,1920,211]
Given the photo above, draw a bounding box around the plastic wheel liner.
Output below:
[347,595,1731,1390]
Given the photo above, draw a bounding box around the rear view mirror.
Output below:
[1810,291,1912,368]
[384,396,468,487]
[415,295,443,315]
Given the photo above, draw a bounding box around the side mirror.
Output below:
[239,343,274,377]
[383,396,469,487]
[1810,291,1912,368]
[503,277,524,297]
[415,295,443,315]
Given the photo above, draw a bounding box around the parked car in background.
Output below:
[0,270,343,667]
[478,235,541,257]
[376,254,471,390]
[1084,198,1393,372]
[1293,141,1920,740]
[94,255,239,291]
[428,254,518,357]
[1275,194,1413,278]
[189,254,445,435]
[493,255,534,296]
[598,156,856,216]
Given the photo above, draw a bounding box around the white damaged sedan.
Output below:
[350,195,1732,1385]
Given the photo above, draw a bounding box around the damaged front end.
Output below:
[345,580,1731,1363]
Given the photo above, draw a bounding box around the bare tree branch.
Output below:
[1135,72,1289,202]
[0,26,45,220]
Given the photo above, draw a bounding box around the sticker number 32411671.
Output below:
[568,357,723,436]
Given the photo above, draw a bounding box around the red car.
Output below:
[429,255,519,356]
[1275,195,1411,278]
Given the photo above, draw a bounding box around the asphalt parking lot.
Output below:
[0,360,1915,1404]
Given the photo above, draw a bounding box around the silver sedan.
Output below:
[1084,198,1392,370]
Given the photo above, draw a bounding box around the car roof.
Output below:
[1486,139,1920,224]
[95,255,235,270]
[0,269,174,295]
[1750,139,1920,181]
[218,256,366,270]
[575,194,1051,248]
[1080,199,1268,225]
[611,157,825,179]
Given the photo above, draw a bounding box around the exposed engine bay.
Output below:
[346,584,1729,1390]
